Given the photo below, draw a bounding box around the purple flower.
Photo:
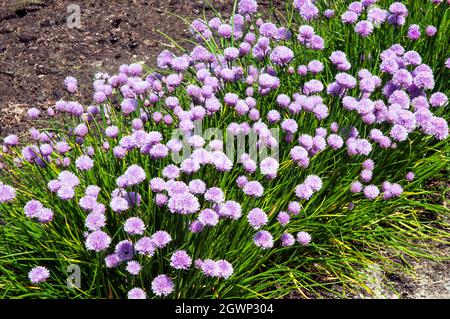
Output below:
[254,230,274,249]
[243,159,257,173]
[281,119,298,134]
[123,165,146,186]
[27,107,40,119]
[404,50,422,66]
[368,8,387,24]
[270,46,294,66]
[277,211,290,226]
[125,260,141,276]
[360,169,373,183]
[304,175,322,192]
[28,266,50,284]
[124,217,146,235]
[323,9,334,19]
[425,25,437,37]
[152,230,172,248]
[134,237,154,257]
[57,186,75,201]
[150,177,166,192]
[151,275,175,297]
[303,79,324,95]
[243,181,264,197]
[297,65,308,76]
[341,11,358,24]
[204,187,225,203]
[198,209,219,226]
[267,110,281,123]
[382,181,404,199]
[189,220,204,233]
[327,134,344,149]
[335,73,357,89]
[216,260,234,279]
[297,231,311,246]
[406,171,415,182]
[362,159,375,171]
[85,185,101,198]
[85,230,111,252]
[407,24,421,41]
[3,134,19,146]
[115,240,134,261]
[390,124,408,142]
[295,184,313,200]
[0,184,16,203]
[218,200,242,220]
[414,71,435,90]
[34,208,53,223]
[188,179,206,194]
[105,254,122,268]
[236,175,248,188]
[247,208,268,229]
[355,20,374,37]
[58,171,80,187]
[198,259,218,277]
[105,126,119,138]
[180,158,200,174]
[429,92,448,108]
[238,0,258,15]
[166,181,189,197]
[218,24,233,38]
[389,2,408,18]
[363,185,380,200]
[260,157,279,177]
[309,35,324,50]
[64,76,78,93]
[170,250,192,270]
[171,56,189,72]
[24,200,43,218]
[281,233,296,246]
[110,197,129,213]
[307,60,324,74]
[121,98,138,115]
[85,212,106,231]
[351,181,363,193]
[79,195,97,211]
[128,288,146,299]
[288,201,302,215]
[76,155,94,171]
[298,2,319,21]
[168,192,200,215]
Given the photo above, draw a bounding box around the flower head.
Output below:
[254,230,274,249]
[151,275,175,297]
[247,208,268,229]
[0,184,16,203]
[85,230,111,252]
[297,231,311,246]
[152,230,172,248]
[170,250,192,270]
[126,261,142,275]
[128,288,147,299]
[28,266,50,284]
[124,217,146,235]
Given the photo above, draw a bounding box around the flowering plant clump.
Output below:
[0,0,449,298]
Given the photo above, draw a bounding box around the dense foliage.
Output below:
[0,0,449,299]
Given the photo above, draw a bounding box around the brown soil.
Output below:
[0,0,238,136]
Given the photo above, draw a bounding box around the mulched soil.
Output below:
[0,0,239,136]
